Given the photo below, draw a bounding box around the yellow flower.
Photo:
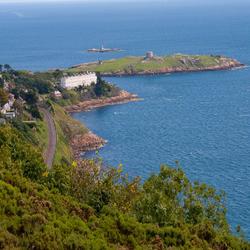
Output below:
[42,171,49,177]
[117,163,123,173]
[72,161,77,168]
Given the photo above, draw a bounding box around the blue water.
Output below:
[0,1,249,238]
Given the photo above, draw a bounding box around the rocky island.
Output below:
[68,53,243,76]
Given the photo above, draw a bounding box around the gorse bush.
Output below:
[0,125,249,249]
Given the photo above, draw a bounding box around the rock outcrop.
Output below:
[65,91,140,113]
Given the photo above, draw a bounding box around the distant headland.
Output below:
[67,52,244,76]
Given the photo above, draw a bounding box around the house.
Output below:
[60,73,97,89]
[1,103,11,114]
[4,111,16,119]
[0,93,16,119]
[52,90,62,99]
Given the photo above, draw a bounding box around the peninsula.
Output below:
[68,53,243,76]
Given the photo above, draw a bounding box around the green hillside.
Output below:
[0,125,249,249]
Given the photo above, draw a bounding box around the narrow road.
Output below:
[40,108,56,169]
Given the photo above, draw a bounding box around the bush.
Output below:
[0,125,249,249]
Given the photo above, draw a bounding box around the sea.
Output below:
[0,1,249,238]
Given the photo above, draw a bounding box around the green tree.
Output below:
[0,88,8,106]
[0,126,46,181]
[3,64,12,72]
[134,165,227,230]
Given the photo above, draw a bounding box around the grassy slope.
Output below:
[1,125,249,249]
[51,103,88,165]
[67,54,234,74]
[33,119,49,155]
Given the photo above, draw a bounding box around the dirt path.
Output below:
[41,108,57,169]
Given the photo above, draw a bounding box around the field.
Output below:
[66,54,239,75]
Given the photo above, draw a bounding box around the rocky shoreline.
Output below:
[64,90,140,113]
[70,131,107,160]
[66,91,140,160]
[99,62,244,77]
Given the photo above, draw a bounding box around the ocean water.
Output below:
[0,1,250,237]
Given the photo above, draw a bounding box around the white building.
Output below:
[60,73,97,89]
[146,51,154,59]
[0,93,16,119]
[52,90,62,99]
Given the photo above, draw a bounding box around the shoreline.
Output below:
[64,90,140,113]
[66,90,140,160]
[70,54,244,77]
[70,131,107,160]
[66,62,244,160]
[98,64,244,77]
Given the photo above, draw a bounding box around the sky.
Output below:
[0,0,249,7]
[0,0,248,2]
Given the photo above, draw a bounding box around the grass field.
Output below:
[66,54,234,75]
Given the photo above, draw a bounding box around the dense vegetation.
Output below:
[0,125,249,249]
[66,54,240,75]
[1,64,249,249]
[0,67,121,164]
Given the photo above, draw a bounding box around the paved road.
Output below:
[41,108,56,169]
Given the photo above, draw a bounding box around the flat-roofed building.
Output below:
[61,73,97,89]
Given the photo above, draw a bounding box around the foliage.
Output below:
[94,74,118,97]
[0,125,249,249]
[0,88,8,106]
[0,126,46,181]
[134,165,227,230]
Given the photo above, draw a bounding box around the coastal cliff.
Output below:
[70,131,106,160]
[67,54,243,76]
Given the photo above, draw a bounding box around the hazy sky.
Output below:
[0,0,248,2]
[0,0,249,6]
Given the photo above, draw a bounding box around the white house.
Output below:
[52,90,62,99]
[0,93,16,119]
[60,73,97,89]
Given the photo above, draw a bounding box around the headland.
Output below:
[67,53,244,76]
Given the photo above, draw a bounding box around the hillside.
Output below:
[1,65,250,249]
[0,125,250,249]
[67,54,243,76]
[0,69,120,165]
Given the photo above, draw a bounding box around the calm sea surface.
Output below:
[0,2,249,237]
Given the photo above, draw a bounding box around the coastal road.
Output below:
[40,108,57,169]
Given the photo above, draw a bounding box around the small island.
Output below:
[68,52,244,76]
[87,45,122,53]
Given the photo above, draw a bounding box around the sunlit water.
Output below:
[0,1,249,237]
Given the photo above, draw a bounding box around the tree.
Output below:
[134,165,227,230]
[94,73,112,97]
[0,88,8,106]
[94,73,104,97]
[0,64,3,72]
[0,126,46,181]
[22,90,38,105]
[4,64,12,72]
